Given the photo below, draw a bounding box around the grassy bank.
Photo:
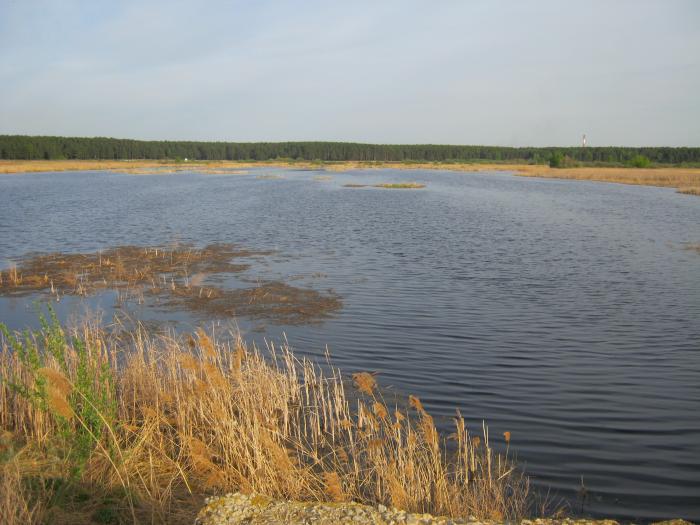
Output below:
[509,165,700,196]
[2,159,697,195]
[0,311,527,524]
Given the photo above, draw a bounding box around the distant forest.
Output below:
[1,135,699,164]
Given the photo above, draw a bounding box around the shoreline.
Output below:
[1,315,526,524]
[197,493,696,525]
[3,314,694,524]
[1,159,699,195]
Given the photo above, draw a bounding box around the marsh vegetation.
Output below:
[342,182,426,189]
[1,166,698,522]
[0,313,526,524]
[373,183,426,189]
[0,244,341,324]
[2,157,698,196]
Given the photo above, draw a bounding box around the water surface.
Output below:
[1,168,699,521]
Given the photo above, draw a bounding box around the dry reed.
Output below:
[3,159,697,195]
[0,461,44,525]
[0,320,528,523]
[0,245,342,324]
[373,183,426,189]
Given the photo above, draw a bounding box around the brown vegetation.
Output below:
[0,244,342,324]
[373,183,426,189]
[332,162,699,194]
[0,319,528,524]
[511,165,700,195]
[2,159,698,195]
[342,182,426,189]
[0,159,314,174]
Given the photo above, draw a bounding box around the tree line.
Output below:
[1,135,698,164]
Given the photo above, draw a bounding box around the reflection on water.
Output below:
[1,168,699,521]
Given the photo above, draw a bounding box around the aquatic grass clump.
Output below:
[342,182,426,189]
[0,244,342,324]
[374,182,426,189]
[0,314,529,524]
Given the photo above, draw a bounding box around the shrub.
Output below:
[0,306,117,480]
[548,152,578,169]
[628,155,651,168]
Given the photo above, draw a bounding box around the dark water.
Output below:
[1,168,699,522]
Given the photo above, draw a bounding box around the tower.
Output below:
[582,134,587,148]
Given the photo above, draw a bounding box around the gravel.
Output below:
[195,492,695,525]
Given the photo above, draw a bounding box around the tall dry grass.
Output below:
[0,314,528,523]
[0,159,315,174]
[512,165,700,194]
[3,159,698,195]
[0,461,44,525]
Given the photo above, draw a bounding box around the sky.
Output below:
[0,0,698,146]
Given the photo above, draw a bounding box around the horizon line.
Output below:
[1,134,698,150]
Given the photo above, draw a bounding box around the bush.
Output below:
[628,155,651,168]
[548,152,577,168]
[0,306,116,480]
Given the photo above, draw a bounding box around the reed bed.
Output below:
[0,244,341,324]
[374,182,426,189]
[510,165,700,195]
[342,183,426,189]
[0,313,528,524]
[3,159,698,195]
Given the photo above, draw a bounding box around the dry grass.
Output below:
[342,182,426,189]
[373,183,426,189]
[327,161,700,195]
[0,160,315,174]
[0,244,342,324]
[0,319,529,524]
[341,162,699,195]
[0,461,44,525]
[510,165,700,195]
[3,159,698,195]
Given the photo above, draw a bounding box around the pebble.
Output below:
[195,493,696,525]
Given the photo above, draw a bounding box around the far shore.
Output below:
[1,159,698,195]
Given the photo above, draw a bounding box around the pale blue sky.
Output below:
[1,0,698,146]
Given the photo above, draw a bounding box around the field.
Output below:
[2,159,699,195]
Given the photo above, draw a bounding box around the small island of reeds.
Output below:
[342,182,426,189]
[374,182,426,189]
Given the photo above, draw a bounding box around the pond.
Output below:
[1,167,698,521]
